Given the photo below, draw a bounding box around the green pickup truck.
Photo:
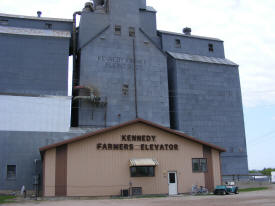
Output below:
[214,182,239,195]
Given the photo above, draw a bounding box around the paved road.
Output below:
[4,185,275,206]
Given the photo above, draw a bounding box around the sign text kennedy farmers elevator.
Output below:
[96,135,179,151]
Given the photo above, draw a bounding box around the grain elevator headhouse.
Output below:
[72,0,170,128]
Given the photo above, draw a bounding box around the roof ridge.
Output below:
[158,30,223,42]
[0,13,73,22]
[40,118,226,153]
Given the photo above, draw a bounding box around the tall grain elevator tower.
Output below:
[0,0,248,192]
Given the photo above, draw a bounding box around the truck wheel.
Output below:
[235,188,239,194]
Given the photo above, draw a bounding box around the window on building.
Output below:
[192,158,207,173]
[45,23,52,29]
[208,44,214,52]
[0,19,8,25]
[122,84,129,96]
[130,166,155,177]
[114,25,121,35]
[129,27,135,37]
[7,165,16,180]
[175,39,181,48]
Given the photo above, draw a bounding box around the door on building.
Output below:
[168,172,178,195]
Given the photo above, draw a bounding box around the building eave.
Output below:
[0,25,71,38]
[0,13,73,22]
[167,51,238,66]
[40,118,226,153]
[158,30,223,42]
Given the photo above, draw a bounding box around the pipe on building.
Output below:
[73,86,100,103]
[71,12,81,127]
[132,39,138,118]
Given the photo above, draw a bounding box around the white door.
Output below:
[168,172,178,195]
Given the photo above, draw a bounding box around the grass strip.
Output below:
[239,187,268,192]
[0,196,16,204]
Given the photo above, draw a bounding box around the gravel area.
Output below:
[3,185,275,206]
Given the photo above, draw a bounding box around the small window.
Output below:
[175,39,181,48]
[130,166,155,177]
[208,44,214,52]
[45,23,52,29]
[129,27,135,37]
[192,158,207,173]
[114,25,121,35]
[144,41,150,46]
[122,84,129,96]
[7,165,16,180]
[0,19,8,25]
[169,173,176,183]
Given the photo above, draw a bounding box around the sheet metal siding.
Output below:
[161,33,225,58]
[0,34,70,96]
[0,15,72,32]
[167,56,179,129]
[0,95,71,132]
[169,59,248,175]
[168,52,237,66]
[44,149,56,196]
[140,10,157,38]
[78,1,170,128]
[0,26,71,38]
[212,150,222,187]
[0,131,85,191]
[66,123,206,196]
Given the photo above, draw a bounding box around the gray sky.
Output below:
[1,0,275,170]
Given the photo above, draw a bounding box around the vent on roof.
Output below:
[183,27,191,35]
[37,11,42,18]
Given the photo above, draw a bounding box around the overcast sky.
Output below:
[1,0,275,170]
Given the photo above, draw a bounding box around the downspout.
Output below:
[133,39,138,118]
[72,11,82,87]
[71,11,82,127]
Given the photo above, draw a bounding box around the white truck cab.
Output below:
[272,172,275,183]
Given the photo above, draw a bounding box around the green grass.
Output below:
[239,187,269,192]
[0,196,16,204]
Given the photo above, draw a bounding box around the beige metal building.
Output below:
[40,119,225,197]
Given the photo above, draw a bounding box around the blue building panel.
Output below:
[167,55,248,175]
[160,31,225,58]
[0,13,72,32]
[0,31,71,96]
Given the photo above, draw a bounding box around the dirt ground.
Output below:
[4,185,275,206]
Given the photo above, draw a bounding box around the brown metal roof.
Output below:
[39,118,226,153]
